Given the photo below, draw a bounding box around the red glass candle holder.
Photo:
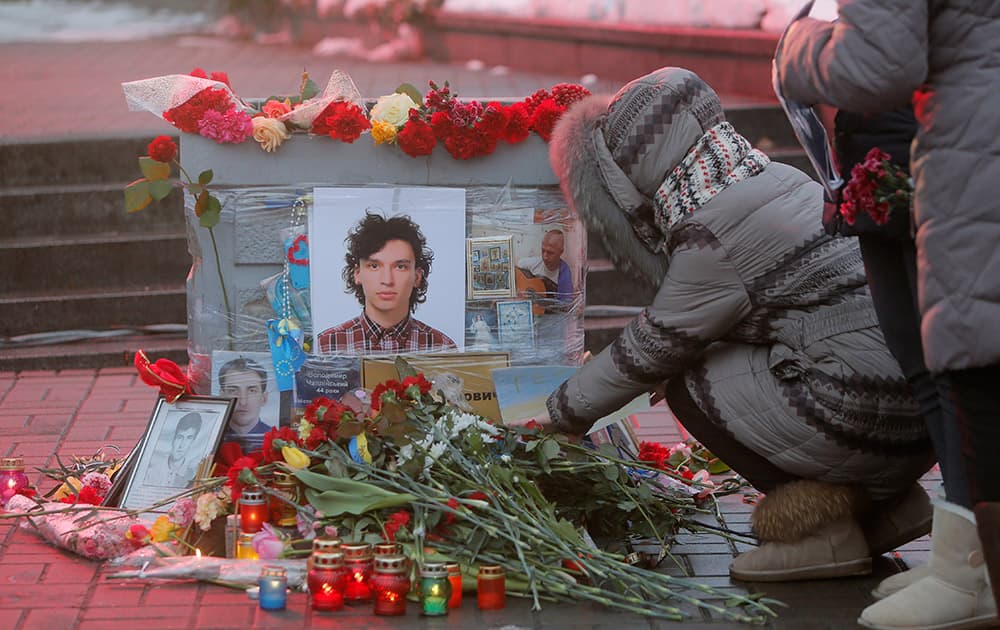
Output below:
[239,486,268,534]
[446,563,463,609]
[308,551,347,611]
[477,564,506,610]
[0,457,29,506]
[371,554,410,616]
[373,541,402,556]
[341,542,374,603]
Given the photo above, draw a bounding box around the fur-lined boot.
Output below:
[730,480,871,582]
[866,483,934,600]
[858,501,997,629]
[974,501,1000,615]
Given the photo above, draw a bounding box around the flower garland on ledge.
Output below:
[128,68,591,161]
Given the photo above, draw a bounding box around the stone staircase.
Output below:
[0,104,805,371]
[0,137,190,371]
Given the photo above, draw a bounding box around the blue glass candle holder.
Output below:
[258,566,288,611]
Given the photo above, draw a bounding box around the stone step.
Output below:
[0,135,173,188]
[0,285,187,338]
[0,329,188,372]
[0,183,185,238]
[0,231,190,293]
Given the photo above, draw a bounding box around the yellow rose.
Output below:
[150,515,175,543]
[282,446,310,469]
[371,120,398,145]
[252,116,291,153]
[369,92,419,128]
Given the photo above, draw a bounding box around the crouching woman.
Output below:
[523,67,934,582]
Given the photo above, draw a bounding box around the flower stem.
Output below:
[208,225,234,350]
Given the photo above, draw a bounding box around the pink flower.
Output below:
[81,472,112,495]
[197,108,254,144]
[168,497,196,528]
[252,523,286,560]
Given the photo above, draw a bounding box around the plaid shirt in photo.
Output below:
[316,313,457,355]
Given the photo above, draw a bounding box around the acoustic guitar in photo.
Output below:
[515,267,557,316]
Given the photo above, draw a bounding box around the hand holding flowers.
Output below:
[839,146,913,226]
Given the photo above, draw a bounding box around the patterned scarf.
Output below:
[652,122,770,246]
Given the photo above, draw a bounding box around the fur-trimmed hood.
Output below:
[548,94,669,289]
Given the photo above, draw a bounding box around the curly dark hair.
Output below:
[343,212,433,313]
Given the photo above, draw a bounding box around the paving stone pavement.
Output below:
[0,34,936,630]
[0,367,937,629]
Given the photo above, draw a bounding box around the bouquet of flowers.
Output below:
[839,147,913,226]
[217,361,769,623]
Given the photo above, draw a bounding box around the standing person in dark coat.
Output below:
[777,2,1000,628]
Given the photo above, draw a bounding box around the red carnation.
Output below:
[430,110,455,141]
[163,86,232,133]
[305,426,328,450]
[312,101,370,143]
[550,83,591,108]
[226,455,261,501]
[502,102,531,144]
[401,374,432,396]
[397,118,437,157]
[529,98,566,142]
[209,71,232,88]
[478,102,509,136]
[147,135,178,163]
[60,485,104,506]
[262,426,303,463]
[190,68,208,79]
[134,349,190,403]
[443,127,481,160]
[383,510,411,541]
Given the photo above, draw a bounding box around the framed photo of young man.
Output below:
[309,187,467,356]
[117,396,233,511]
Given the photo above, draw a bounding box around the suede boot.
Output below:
[858,501,997,629]
[865,483,934,557]
[872,565,931,600]
[731,516,872,581]
[974,502,1000,614]
[731,480,871,582]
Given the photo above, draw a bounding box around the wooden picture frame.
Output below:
[467,235,515,299]
[115,395,234,511]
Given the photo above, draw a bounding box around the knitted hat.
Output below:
[603,67,726,199]
[548,67,726,287]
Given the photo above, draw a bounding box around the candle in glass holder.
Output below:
[308,550,347,611]
[258,566,287,611]
[446,563,463,609]
[0,457,29,506]
[419,562,451,616]
[371,554,410,616]
[477,564,506,610]
[373,541,402,556]
[268,472,301,527]
[341,542,373,603]
[236,533,259,560]
[239,486,268,534]
[309,536,342,570]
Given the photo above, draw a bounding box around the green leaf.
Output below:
[297,473,415,516]
[602,464,620,482]
[395,83,423,106]
[148,179,173,201]
[301,77,320,101]
[139,156,171,181]
[541,439,561,461]
[394,356,418,379]
[198,194,221,228]
[380,402,407,424]
[537,447,552,474]
[198,169,214,185]
[524,439,539,453]
[124,179,152,213]
[707,458,731,474]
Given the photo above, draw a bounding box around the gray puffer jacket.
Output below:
[546,76,932,501]
[776,0,1000,373]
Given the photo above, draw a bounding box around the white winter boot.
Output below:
[858,501,998,629]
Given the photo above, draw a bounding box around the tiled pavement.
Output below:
[0,367,936,629]
[0,33,935,630]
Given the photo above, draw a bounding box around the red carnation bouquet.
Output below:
[395,80,591,160]
[839,147,913,226]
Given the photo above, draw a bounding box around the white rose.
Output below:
[369,92,419,127]
[252,116,291,152]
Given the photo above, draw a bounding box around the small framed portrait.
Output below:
[118,396,234,511]
[467,236,515,299]
[496,299,535,348]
